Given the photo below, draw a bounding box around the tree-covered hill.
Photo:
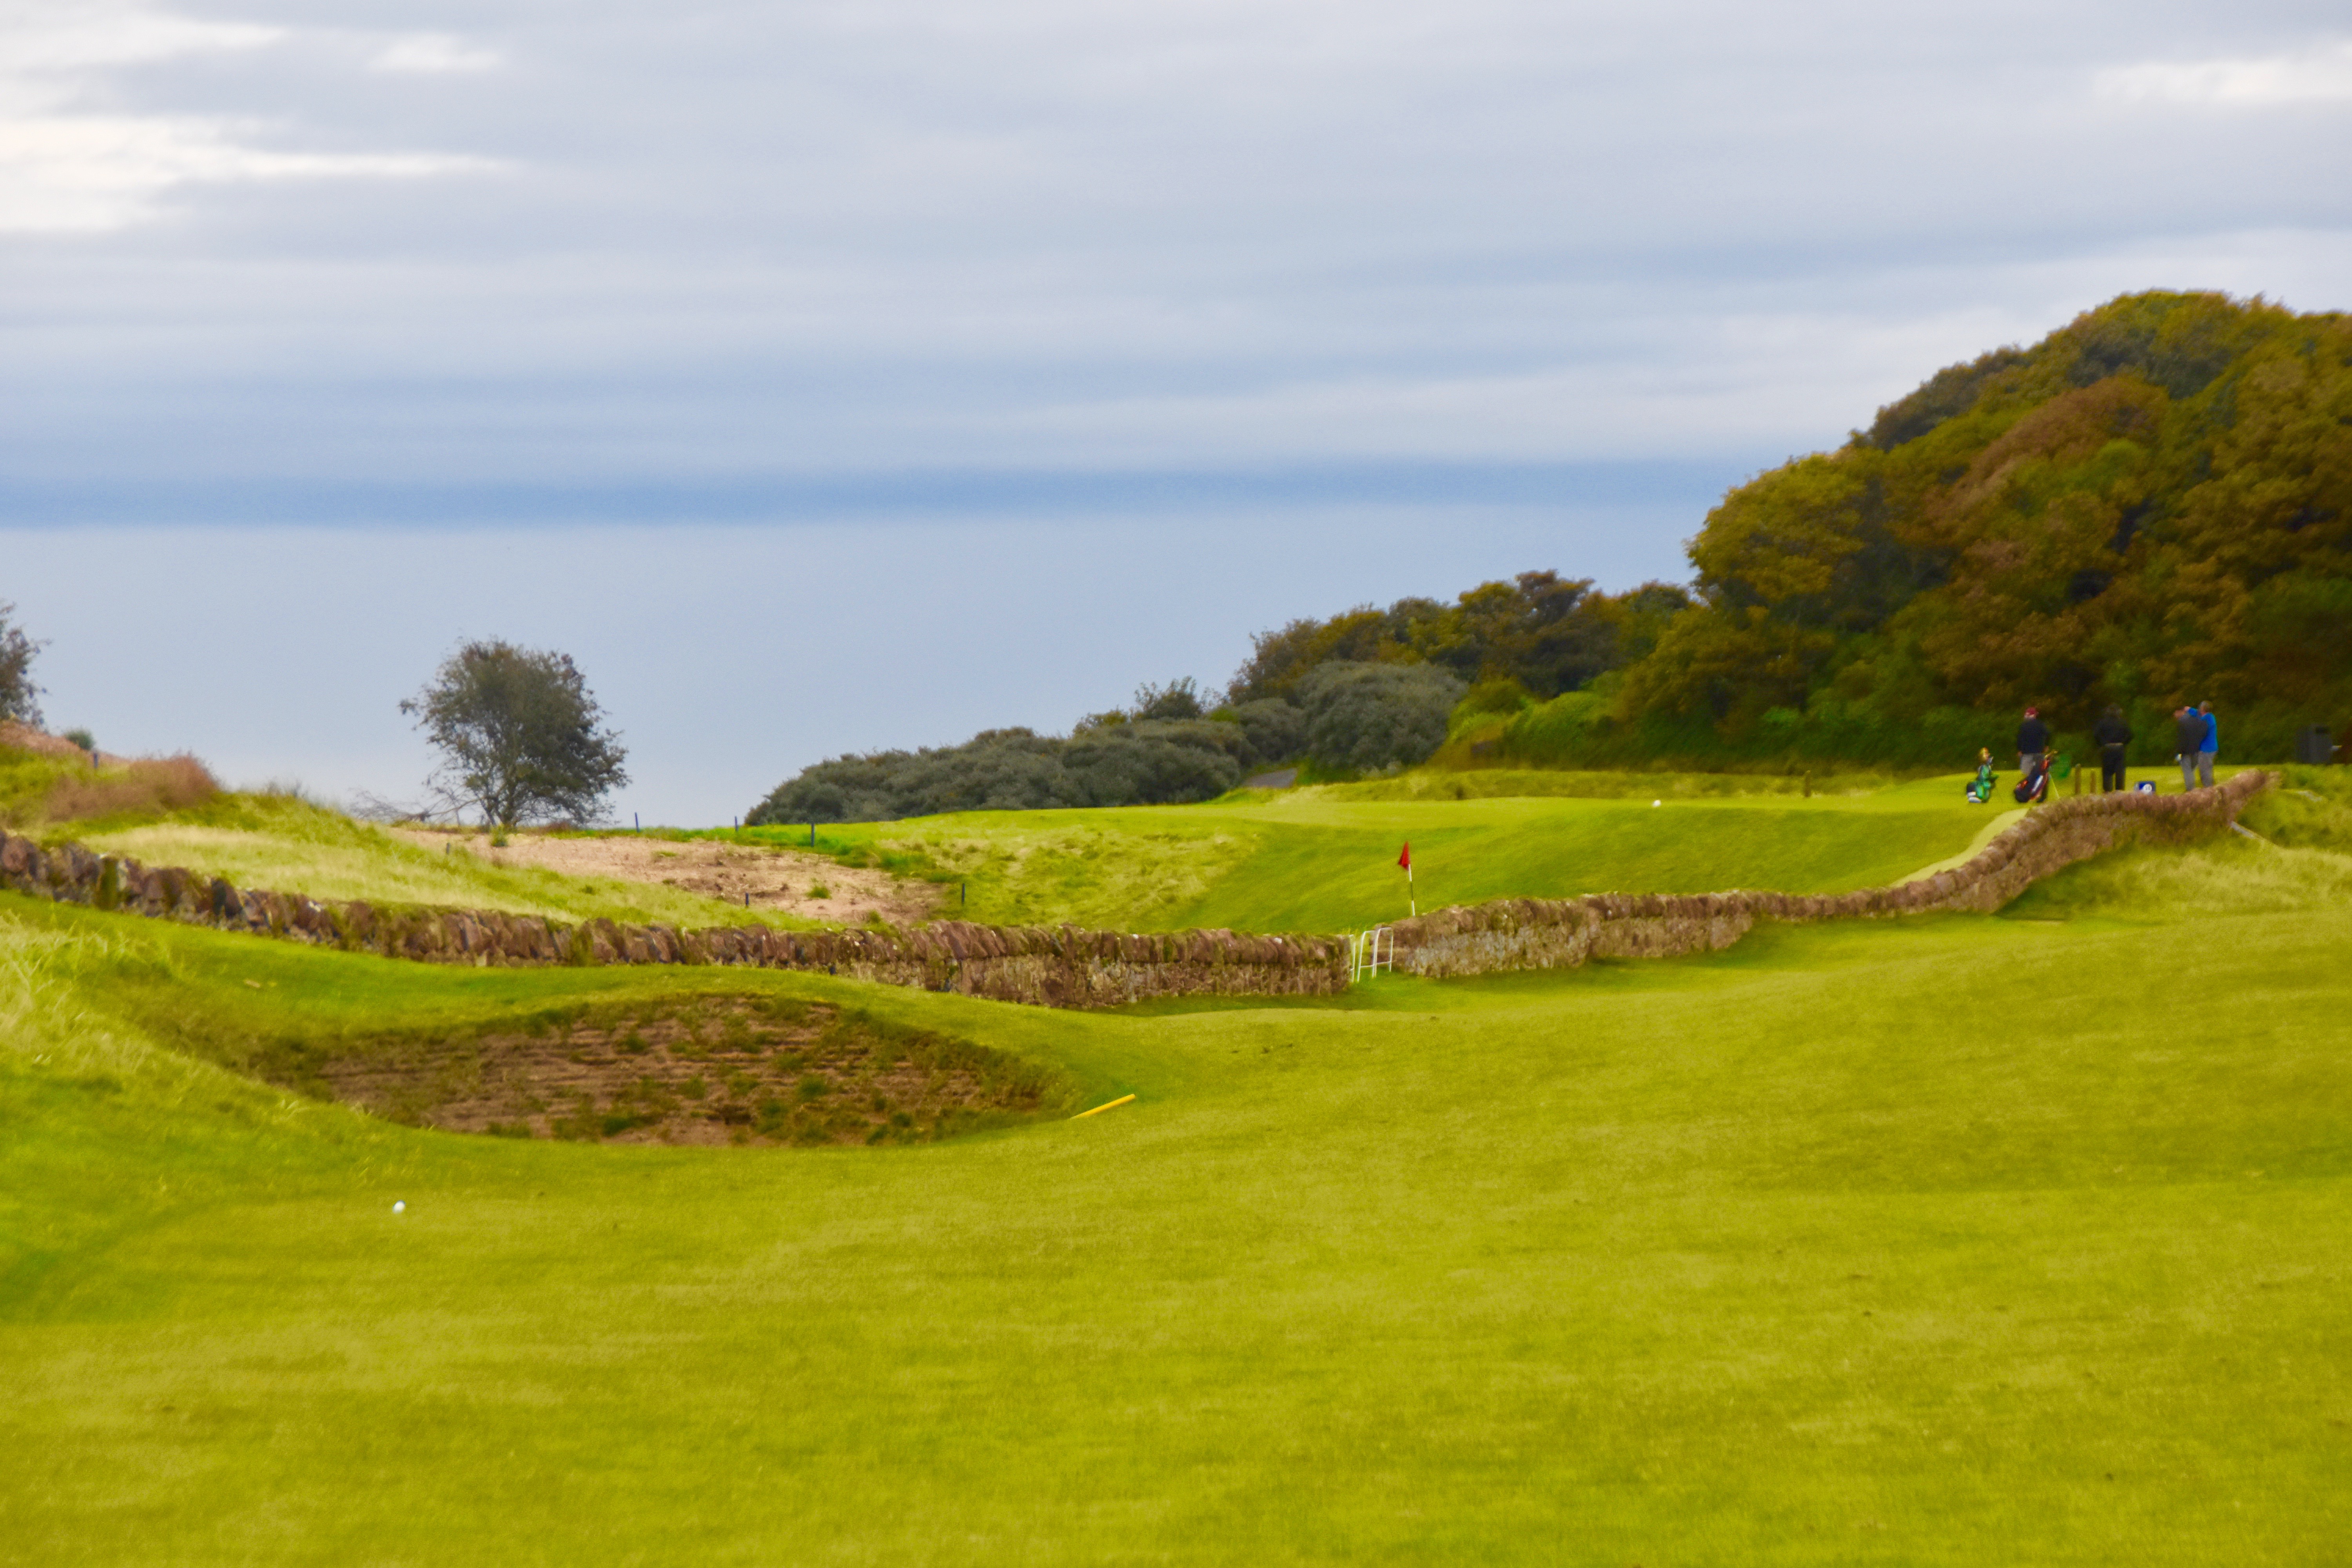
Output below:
[1587,289,2350,765]
[750,290,2349,819]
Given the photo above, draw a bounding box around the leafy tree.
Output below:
[0,601,44,728]
[1129,677,1206,721]
[401,640,628,828]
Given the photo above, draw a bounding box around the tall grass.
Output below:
[2009,765,2352,919]
[41,754,220,823]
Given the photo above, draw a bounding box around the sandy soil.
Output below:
[391,828,942,926]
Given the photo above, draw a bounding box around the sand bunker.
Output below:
[393,828,941,926]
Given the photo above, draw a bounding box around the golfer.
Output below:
[2094,704,2132,792]
[2016,706,2051,777]
[2174,705,2208,790]
[2196,701,2218,788]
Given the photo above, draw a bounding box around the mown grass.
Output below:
[4,827,2348,1562]
[66,793,826,932]
[773,773,2049,935]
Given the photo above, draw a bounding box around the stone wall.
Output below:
[0,827,1350,1007]
[1388,771,2269,978]
[0,771,2265,1006]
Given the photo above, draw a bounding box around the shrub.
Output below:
[1217,699,1307,768]
[747,716,1250,824]
[1129,678,1205,721]
[1296,663,1465,775]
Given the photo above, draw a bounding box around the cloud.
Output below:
[2095,38,2352,106]
[370,34,502,75]
[0,2,497,233]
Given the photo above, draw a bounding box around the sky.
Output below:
[2,0,2348,822]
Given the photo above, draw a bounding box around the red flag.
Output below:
[1397,841,1412,871]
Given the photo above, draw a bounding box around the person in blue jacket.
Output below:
[2173,705,2206,790]
[2195,701,2218,788]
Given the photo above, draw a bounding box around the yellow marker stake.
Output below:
[1071,1093,1136,1120]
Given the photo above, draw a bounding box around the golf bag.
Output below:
[1966,764,1997,804]
[2013,756,2049,804]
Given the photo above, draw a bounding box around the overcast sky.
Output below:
[4,0,2347,821]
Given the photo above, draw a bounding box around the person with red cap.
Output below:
[2015,706,2051,777]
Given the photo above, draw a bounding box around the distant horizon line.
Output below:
[0,456,1764,527]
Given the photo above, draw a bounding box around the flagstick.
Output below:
[1409,861,1416,918]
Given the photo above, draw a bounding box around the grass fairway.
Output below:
[5,841,2348,1562]
[810,774,2031,935]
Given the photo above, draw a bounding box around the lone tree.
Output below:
[402,639,628,828]
[0,601,44,728]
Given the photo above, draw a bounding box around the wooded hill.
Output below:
[1262,290,2352,768]
[751,290,2348,818]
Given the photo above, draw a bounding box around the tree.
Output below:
[0,601,44,728]
[1129,677,1205,721]
[401,640,628,828]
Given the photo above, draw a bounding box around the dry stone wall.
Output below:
[0,771,2266,1006]
[1388,771,2269,978]
[0,827,1348,1007]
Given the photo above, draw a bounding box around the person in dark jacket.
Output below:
[2094,705,2132,792]
[2174,704,2208,790]
[2016,707,2051,776]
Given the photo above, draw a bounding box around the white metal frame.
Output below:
[1351,926,1394,982]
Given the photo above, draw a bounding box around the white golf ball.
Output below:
[1652,799,1661,807]
[392,1200,406,1214]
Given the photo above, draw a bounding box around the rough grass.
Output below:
[41,754,220,822]
[2008,764,2352,920]
[2,868,2347,1563]
[859,820,1260,930]
[69,792,827,932]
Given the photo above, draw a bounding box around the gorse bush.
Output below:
[1296,663,1464,775]
[748,659,1479,822]
[748,720,1255,824]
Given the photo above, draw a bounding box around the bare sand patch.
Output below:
[391,828,940,926]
